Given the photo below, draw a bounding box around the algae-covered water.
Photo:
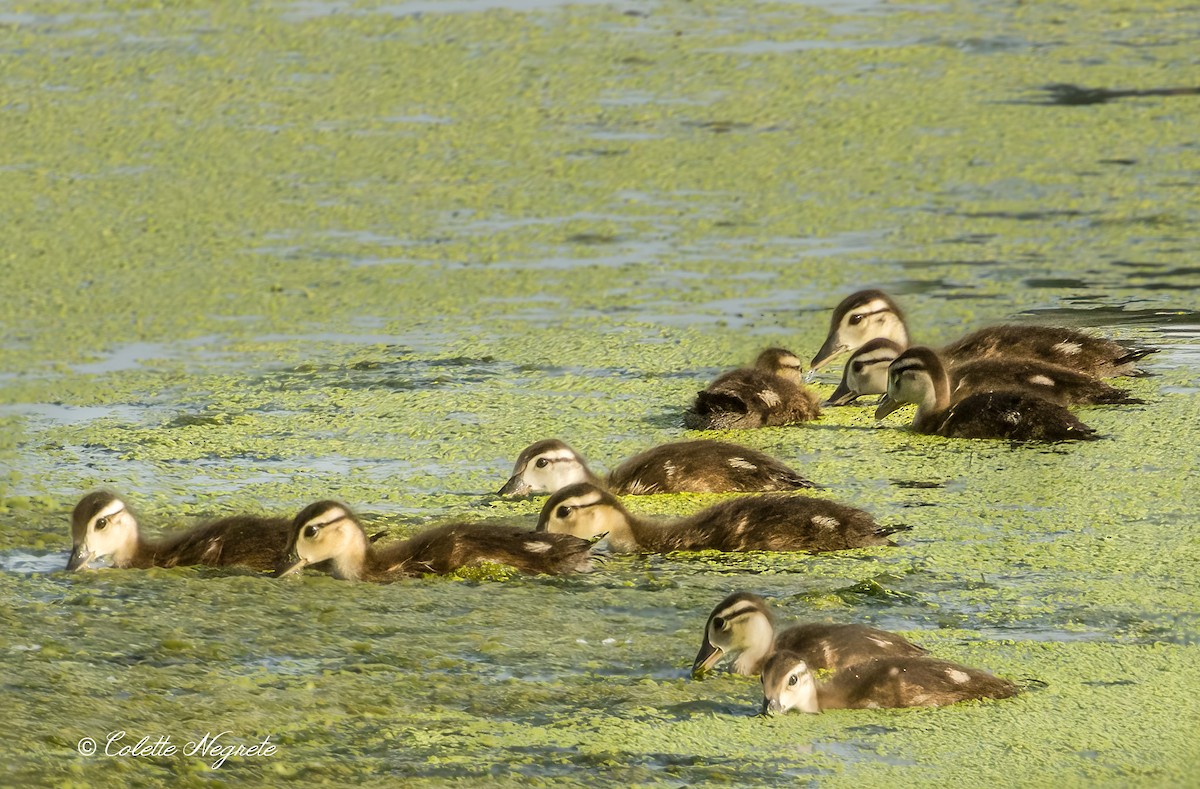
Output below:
[2,0,1199,785]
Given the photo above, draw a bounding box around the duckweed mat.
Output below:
[1,0,1198,786]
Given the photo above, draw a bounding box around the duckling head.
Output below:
[276,500,368,580]
[761,651,821,715]
[498,439,592,497]
[536,482,633,549]
[827,338,905,406]
[692,591,777,678]
[811,290,908,372]
[755,348,806,385]
[68,490,139,571]
[875,346,947,421]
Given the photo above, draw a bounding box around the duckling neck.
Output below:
[628,511,720,553]
[331,538,370,580]
[732,620,777,675]
[125,534,158,568]
[601,516,642,553]
[913,374,952,429]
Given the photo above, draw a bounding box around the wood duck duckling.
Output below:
[536,483,907,554]
[692,591,927,678]
[875,346,1100,441]
[498,438,816,497]
[761,651,1019,714]
[275,500,598,581]
[828,338,1143,407]
[67,490,292,572]
[811,289,1155,378]
[684,348,821,430]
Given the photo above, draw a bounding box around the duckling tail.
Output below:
[1115,345,1157,376]
[873,523,912,545]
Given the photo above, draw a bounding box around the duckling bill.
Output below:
[692,591,926,678]
[67,490,293,572]
[276,500,598,581]
[537,483,907,554]
[761,651,1019,714]
[498,438,816,497]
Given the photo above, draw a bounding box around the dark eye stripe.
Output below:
[715,605,760,622]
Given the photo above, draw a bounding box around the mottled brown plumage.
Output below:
[762,652,1019,714]
[812,288,1155,377]
[497,438,815,497]
[828,338,1143,407]
[276,500,598,582]
[876,347,1100,442]
[685,348,821,430]
[692,591,927,678]
[67,490,291,572]
[536,483,906,554]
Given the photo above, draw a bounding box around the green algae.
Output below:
[2,0,1200,786]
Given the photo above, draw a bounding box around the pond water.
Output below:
[1,0,1198,785]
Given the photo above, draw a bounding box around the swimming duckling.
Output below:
[275,500,598,581]
[536,483,907,554]
[761,651,1019,714]
[875,346,1100,441]
[692,591,927,678]
[684,348,821,430]
[67,490,292,572]
[497,439,816,497]
[828,339,1143,407]
[811,289,1155,377]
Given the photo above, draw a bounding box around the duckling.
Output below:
[761,651,1019,714]
[66,490,292,572]
[497,439,816,497]
[536,483,907,554]
[827,338,1143,407]
[692,591,927,678]
[875,346,1100,441]
[811,289,1155,377]
[275,500,597,581]
[684,348,821,430]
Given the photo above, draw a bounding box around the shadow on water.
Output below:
[1032,83,1200,106]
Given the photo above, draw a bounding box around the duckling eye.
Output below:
[788,674,798,687]
[712,616,726,631]
[852,361,864,373]
[849,313,865,326]
[304,524,320,538]
[535,458,550,469]
[95,517,108,531]
[556,505,572,519]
